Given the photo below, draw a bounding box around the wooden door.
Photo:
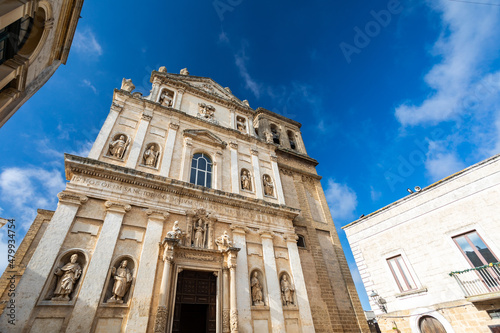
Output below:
[419,316,447,333]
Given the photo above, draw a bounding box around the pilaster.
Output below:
[174,88,185,110]
[66,201,131,333]
[159,122,179,177]
[230,142,239,194]
[88,101,123,159]
[0,192,87,333]
[126,111,152,168]
[179,137,193,182]
[125,210,169,332]
[270,155,285,205]
[231,226,252,333]
[251,149,263,199]
[259,231,285,333]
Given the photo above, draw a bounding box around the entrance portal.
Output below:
[172,270,217,333]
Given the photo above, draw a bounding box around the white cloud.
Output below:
[324,179,358,220]
[425,141,466,181]
[218,31,230,44]
[395,1,500,126]
[69,140,94,158]
[234,42,261,98]
[82,79,98,94]
[73,27,103,57]
[370,186,382,201]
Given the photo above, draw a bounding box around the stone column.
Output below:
[251,149,263,199]
[0,192,87,333]
[174,88,185,110]
[228,248,240,333]
[214,150,223,190]
[88,101,123,159]
[231,226,252,333]
[66,201,131,333]
[126,112,152,168]
[125,210,169,332]
[149,77,162,102]
[154,238,178,333]
[179,137,193,182]
[159,123,179,177]
[270,155,285,205]
[285,234,315,332]
[260,232,286,333]
[230,142,239,194]
[223,267,230,333]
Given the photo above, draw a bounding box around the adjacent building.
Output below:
[0,67,369,332]
[0,0,84,127]
[343,154,500,333]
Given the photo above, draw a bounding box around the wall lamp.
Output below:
[369,290,387,313]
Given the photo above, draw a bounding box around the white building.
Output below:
[343,154,500,333]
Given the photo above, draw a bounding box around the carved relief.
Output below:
[107,260,133,304]
[198,103,216,121]
[241,169,252,191]
[280,273,295,306]
[166,221,185,241]
[250,271,265,306]
[187,208,217,249]
[230,309,238,333]
[121,78,135,92]
[263,174,274,197]
[215,231,232,251]
[154,305,168,333]
[51,253,82,301]
[142,143,160,168]
[108,134,131,159]
[223,309,230,332]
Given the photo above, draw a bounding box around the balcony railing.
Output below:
[449,262,500,298]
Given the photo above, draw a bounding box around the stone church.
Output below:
[0,67,369,332]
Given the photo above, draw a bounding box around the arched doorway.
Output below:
[419,316,447,333]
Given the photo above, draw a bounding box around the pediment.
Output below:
[183,129,227,149]
[178,77,249,108]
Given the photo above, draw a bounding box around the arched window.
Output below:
[287,130,296,150]
[0,16,33,65]
[418,316,447,333]
[190,153,212,188]
[270,124,280,145]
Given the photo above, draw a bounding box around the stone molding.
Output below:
[141,113,153,121]
[146,209,170,221]
[169,123,179,130]
[250,148,259,156]
[258,231,274,240]
[153,305,168,333]
[270,155,278,162]
[57,191,88,206]
[229,141,238,149]
[284,234,299,243]
[104,201,131,214]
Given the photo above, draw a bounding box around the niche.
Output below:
[141,142,161,168]
[270,124,280,145]
[250,269,267,307]
[101,256,136,306]
[107,133,131,160]
[279,272,296,307]
[287,130,297,150]
[44,250,88,302]
[240,169,252,191]
[158,88,175,107]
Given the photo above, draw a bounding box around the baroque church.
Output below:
[0,67,369,332]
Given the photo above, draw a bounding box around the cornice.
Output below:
[254,107,302,128]
[277,164,322,180]
[64,154,300,219]
[276,147,318,166]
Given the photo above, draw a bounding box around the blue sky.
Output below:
[1,0,500,311]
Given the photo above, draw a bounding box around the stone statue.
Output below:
[52,253,82,301]
[241,170,251,191]
[143,145,159,167]
[159,91,173,107]
[166,221,184,239]
[251,272,264,306]
[215,231,232,251]
[109,135,130,159]
[121,78,135,92]
[280,275,295,306]
[180,68,190,75]
[194,223,205,248]
[236,116,246,132]
[263,175,274,196]
[198,103,216,120]
[265,131,273,143]
[108,260,133,304]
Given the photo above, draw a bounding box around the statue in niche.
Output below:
[52,253,82,301]
[194,222,206,248]
[143,144,160,167]
[263,175,274,196]
[241,170,251,191]
[159,91,173,107]
[251,272,264,306]
[280,275,295,306]
[236,116,246,132]
[215,231,232,251]
[166,221,184,240]
[264,131,273,143]
[108,260,133,304]
[109,135,130,159]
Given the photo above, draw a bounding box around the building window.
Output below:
[453,231,498,267]
[419,316,447,333]
[190,153,212,188]
[0,17,33,65]
[270,124,280,145]
[387,255,417,292]
[297,235,306,248]
[287,130,296,150]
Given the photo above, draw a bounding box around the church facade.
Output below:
[0,67,369,332]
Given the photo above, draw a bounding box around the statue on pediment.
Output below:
[52,254,82,301]
[166,221,185,240]
[107,260,133,304]
[216,231,232,251]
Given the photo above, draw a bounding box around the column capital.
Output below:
[57,191,88,206]
[142,112,153,121]
[169,122,179,130]
[146,209,170,221]
[284,234,299,243]
[105,201,131,214]
[259,231,274,240]
[161,238,179,262]
[270,155,278,162]
[110,101,124,113]
[230,225,248,234]
[177,88,186,94]
[229,142,238,149]
[250,148,259,156]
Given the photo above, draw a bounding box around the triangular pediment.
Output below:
[177,76,249,107]
[183,129,227,148]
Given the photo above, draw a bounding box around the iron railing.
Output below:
[449,262,500,297]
